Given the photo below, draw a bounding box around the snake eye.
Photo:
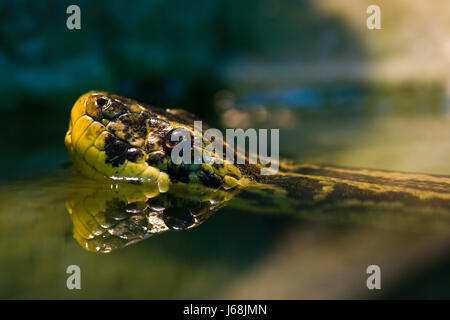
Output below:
[164,128,187,149]
[147,150,166,163]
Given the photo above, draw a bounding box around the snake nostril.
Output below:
[100,100,127,120]
[95,97,109,108]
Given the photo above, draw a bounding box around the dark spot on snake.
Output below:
[197,170,223,188]
[163,207,195,231]
[118,112,149,140]
[150,118,172,131]
[147,151,165,164]
[141,111,151,120]
[145,133,161,150]
[124,131,132,140]
[164,129,178,149]
[104,136,129,167]
[102,198,128,223]
[164,128,191,150]
[126,148,143,162]
[166,162,190,184]
[125,202,146,214]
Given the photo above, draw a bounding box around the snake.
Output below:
[65,91,450,252]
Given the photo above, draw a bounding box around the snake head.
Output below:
[65,91,243,191]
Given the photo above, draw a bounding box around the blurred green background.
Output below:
[1,0,450,299]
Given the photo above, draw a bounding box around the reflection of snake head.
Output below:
[66,177,238,253]
[65,91,245,191]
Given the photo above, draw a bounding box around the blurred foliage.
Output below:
[0,0,363,110]
[0,0,365,179]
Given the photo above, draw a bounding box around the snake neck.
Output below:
[243,163,450,210]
